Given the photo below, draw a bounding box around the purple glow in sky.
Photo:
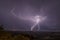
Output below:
[11,10,47,31]
[0,0,60,31]
[11,7,47,31]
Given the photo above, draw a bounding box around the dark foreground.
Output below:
[0,31,60,40]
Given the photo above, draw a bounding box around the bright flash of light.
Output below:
[11,8,47,31]
[31,15,46,31]
[34,15,41,23]
[31,22,40,31]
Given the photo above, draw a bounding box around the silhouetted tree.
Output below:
[0,25,4,31]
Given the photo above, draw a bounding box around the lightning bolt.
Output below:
[31,22,40,31]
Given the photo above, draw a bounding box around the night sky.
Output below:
[0,0,60,31]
